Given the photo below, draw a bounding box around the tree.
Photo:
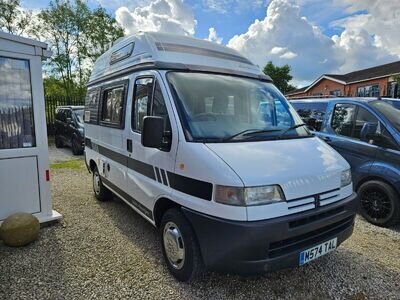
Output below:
[263,61,296,94]
[0,0,31,35]
[36,0,124,96]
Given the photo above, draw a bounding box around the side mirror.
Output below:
[142,116,164,149]
[66,117,73,124]
[360,122,378,142]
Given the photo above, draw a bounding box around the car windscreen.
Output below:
[370,100,400,132]
[167,72,310,142]
[74,109,84,124]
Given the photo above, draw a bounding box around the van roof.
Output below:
[88,32,271,86]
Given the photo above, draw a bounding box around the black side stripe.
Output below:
[87,139,213,200]
[154,167,162,183]
[101,176,153,219]
[161,169,168,186]
[167,171,212,201]
[128,157,155,180]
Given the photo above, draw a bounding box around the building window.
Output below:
[357,84,380,97]
[330,90,342,96]
[388,82,399,98]
[0,57,35,149]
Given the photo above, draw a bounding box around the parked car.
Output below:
[84,32,357,281]
[291,98,400,227]
[55,106,85,155]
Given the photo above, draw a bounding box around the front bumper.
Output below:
[182,192,357,274]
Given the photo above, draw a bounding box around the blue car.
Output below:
[292,97,400,227]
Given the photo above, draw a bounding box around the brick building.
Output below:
[286,60,400,99]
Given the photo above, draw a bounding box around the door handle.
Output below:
[127,139,132,153]
[322,136,331,142]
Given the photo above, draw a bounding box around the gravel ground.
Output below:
[1,160,399,300]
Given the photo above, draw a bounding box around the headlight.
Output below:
[341,169,352,187]
[214,185,285,206]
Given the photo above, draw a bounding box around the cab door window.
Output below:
[132,78,171,132]
[331,104,356,137]
[353,106,378,139]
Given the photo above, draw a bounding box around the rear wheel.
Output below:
[92,167,111,201]
[160,208,204,282]
[358,180,400,227]
[55,135,63,148]
[71,137,83,155]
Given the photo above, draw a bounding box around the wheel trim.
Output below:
[360,188,393,223]
[93,172,101,195]
[163,221,185,270]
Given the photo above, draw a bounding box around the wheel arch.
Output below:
[356,175,399,195]
[153,197,181,228]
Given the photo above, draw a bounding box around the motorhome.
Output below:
[84,32,357,281]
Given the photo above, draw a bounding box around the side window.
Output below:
[132,78,153,131]
[331,104,356,137]
[101,86,125,127]
[152,81,171,131]
[84,88,100,124]
[65,109,72,121]
[353,107,378,139]
[292,102,327,131]
[56,110,65,122]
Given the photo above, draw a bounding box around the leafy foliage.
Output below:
[0,0,31,35]
[263,61,296,94]
[0,0,124,97]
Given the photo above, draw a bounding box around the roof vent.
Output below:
[110,42,134,65]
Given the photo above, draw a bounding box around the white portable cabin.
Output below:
[0,31,61,223]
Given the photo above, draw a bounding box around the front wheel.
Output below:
[358,180,400,227]
[160,208,204,282]
[92,167,111,201]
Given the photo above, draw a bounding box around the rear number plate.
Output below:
[299,237,337,266]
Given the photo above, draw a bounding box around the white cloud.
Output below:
[330,0,400,72]
[228,0,341,83]
[228,0,400,85]
[280,51,297,59]
[206,27,223,44]
[115,0,197,36]
[202,0,264,14]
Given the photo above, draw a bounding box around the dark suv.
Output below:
[292,98,400,227]
[55,106,85,155]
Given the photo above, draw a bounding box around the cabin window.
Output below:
[0,57,35,149]
[132,78,171,133]
[132,78,153,132]
[84,88,100,124]
[100,86,125,127]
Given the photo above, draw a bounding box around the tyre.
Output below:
[55,135,63,148]
[71,137,83,155]
[358,180,400,227]
[92,167,112,201]
[160,208,204,282]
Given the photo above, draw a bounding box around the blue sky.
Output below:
[21,0,400,86]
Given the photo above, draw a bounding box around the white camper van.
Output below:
[84,32,357,281]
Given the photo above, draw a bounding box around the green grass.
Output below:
[50,159,83,170]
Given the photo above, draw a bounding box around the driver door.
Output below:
[125,72,178,219]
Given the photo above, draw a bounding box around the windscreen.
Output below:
[370,100,400,132]
[167,72,309,142]
[74,109,84,124]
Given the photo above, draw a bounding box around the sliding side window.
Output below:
[100,83,127,128]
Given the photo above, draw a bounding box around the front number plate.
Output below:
[299,237,337,266]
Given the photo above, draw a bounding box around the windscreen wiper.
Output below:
[223,128,281,142]
[276,123,307,140]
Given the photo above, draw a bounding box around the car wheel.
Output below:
[71,137,83,155]
[55,136,63,148]
[160,208,204,282]
[358,180,400,227]
[92,167,111,201]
